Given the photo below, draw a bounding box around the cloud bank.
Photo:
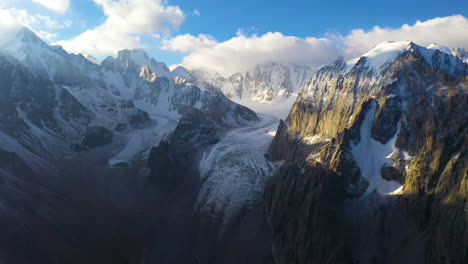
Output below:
[163,15,468,75]
[0,7,72,42]
[55,0,185,56]
[0,9,22,46]
[338,15,468,58]
[163,32,340,74]
[32,0,70,14]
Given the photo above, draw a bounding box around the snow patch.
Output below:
[351,101,402,195]
[302,135,330,145]
[108,115,177,166]
[347,41,412,73]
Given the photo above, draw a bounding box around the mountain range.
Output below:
[0,27,466,264]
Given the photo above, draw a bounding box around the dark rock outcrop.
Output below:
[82,126,114,148]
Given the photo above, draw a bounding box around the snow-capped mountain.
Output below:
[0,27,257,171]
[266,40,467,263]
[191,62,315,118]
[0,26,271,264]
[2,25,466,264]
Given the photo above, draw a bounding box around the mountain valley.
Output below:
[0,24,466,264]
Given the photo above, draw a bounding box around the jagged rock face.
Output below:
[0,27,256,170]
[265,162,346,263]
[266,42,467,263]
[453,48,468,63]
[0,53,94,164]
[192,62,315,103]
[81,126,114,148]
[148,107,220,187]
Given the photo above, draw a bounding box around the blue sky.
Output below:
[1,0,468,74]
[174,0,467,40]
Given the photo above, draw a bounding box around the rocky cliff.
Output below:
[266,41,468,264]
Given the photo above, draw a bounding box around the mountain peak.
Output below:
[427,43,453,55]
[116,49,150,66]
[16,27,42,44]
[84,54,101,65]
[171,65,192,81]
[346,40,466,75]
[347,41,413,73]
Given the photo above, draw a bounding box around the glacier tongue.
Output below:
[197,114,279,227]
[351,101,402,195]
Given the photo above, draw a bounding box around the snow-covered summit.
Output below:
[0,26,258,170]
[113,49,194,81]
[115,49,171,78]
[171,65,193,81]
[347,41,413,73]
[427,43,453,55]
[0,27,52,60]
[347,40,467,75]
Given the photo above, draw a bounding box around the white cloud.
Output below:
[236,26,258,37]
[35,30,58,42]
[162,33,217,52]
[193,9,200,16]
[32,0,70,14]
[0,9,23,46]
[56,0,185,56]
[336,15,468,58]
[0,8,72,42]
[6,8,72,29]
[162,32,340,75]
[163,15,468,75]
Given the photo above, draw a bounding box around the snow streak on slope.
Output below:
[351,101,402,195]
[108,115,177,167]
[197,115,279,226]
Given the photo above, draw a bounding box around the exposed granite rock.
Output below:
[266,44,467,263]
[265,161,346,263]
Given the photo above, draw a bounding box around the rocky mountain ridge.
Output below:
[0,26,466,264]
[190,62,315,117]
[0,27,254,170]
[0,27,268,264]
[266,40,467,263]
